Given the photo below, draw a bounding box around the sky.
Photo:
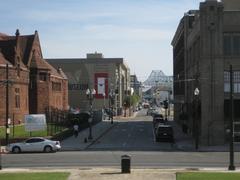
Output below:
[0,0,203,81]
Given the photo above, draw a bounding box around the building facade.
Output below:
[47,53,130,114]
[0,30,68,125]
[172,0,240,145]
[130,74,142,99]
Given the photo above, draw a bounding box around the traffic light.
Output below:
[163,100,168,109]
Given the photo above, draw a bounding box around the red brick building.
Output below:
[0,30,68,125]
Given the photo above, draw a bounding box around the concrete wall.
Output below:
[47,58,130,113]
[223,0,240,10]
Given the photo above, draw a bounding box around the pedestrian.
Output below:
[73,124,79,138]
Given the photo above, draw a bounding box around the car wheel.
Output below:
[12,146,21,153]
[44,146,52,153]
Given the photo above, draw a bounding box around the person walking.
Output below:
[73,124,79,138]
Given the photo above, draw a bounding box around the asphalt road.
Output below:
[2,151,240,169]
[87,109,173,151]
[2,109,240,169]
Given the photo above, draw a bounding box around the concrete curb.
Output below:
[1,167,240,180]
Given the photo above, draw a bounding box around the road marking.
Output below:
[122,129,127,131]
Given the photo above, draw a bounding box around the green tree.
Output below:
[131,93,140,106]
[123,93,140,108]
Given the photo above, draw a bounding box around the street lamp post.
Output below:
[228,64,235,171]
[129,88,134,116]
[86,88,96,140]
[5,63,10,145]
[103,92,106,109]
[194,87,200,150]
[109,90,115,124]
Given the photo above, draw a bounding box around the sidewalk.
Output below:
[0,168,176,180]
[68,168,176,180]
[114,111,138,120]
[171,120,240,152]
[1,167,240,180]
[170,120,195,151]
[61,119,117,151]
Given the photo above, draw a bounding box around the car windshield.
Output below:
[158,127,173,133]
[155,118,164,122]
[154,114,163,118]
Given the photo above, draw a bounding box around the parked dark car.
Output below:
[104,108,116,117]
[152,113,164,120]
[155,124,174,143]
[153,114,165,127]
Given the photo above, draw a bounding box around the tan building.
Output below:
[172,0,240,145]
[47,53,130,114]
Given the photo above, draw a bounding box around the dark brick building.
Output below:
[0,30,68,125]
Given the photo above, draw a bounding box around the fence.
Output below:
[45,107,70,136]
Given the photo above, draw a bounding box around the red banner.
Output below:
[94,73,108,99]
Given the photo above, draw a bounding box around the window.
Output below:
[210,6,215,11]
[223,35,231,56]
[224,34,240,56]
[224,71,230,92]
[224,99,240,118]
[39,72,47,81]
[224,71,240,93]
[233,36,240,55]
[234,71,240,92]
[26,138,44,143]
[52,82,61,91]
[15,88,20,108]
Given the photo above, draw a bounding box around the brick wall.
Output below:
[0,67,29,125]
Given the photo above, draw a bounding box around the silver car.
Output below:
[6,137,61,153]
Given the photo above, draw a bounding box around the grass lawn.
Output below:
[177,172,240,180]
[0,172,70,180]
[0,125,65,139]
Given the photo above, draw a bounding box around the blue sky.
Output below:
[0,0,203,81]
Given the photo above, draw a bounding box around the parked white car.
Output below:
[6,137,61,153]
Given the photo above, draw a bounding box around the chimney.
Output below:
[58,67,62,73]
[15,29,20,37]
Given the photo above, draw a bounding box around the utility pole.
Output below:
[0,139,2,170]
[228,64,235,171]
[5,63,9,145]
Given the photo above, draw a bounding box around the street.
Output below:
[87,109,173,151]
[2,151,240,169]
[2,109,240,169]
